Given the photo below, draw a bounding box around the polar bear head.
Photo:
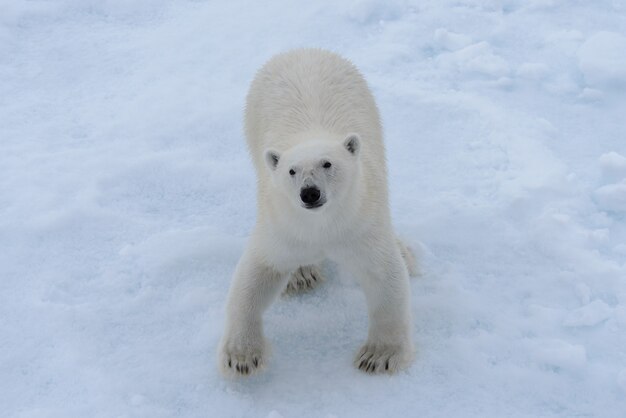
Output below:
[264,134,361,212]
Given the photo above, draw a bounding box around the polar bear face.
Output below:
[264,134,361,212]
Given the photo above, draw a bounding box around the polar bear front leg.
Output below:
[347,238,414,374]
[218,249,288,377]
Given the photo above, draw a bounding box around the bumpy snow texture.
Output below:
[1,1,626,417]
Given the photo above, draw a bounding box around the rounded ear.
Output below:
[343,133,361,156]
[264,148,280,170]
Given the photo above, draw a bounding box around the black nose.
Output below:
[300,187,321,205]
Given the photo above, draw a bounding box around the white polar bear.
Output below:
[218,48,418,377]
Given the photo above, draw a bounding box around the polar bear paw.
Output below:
[283,265,325,295]
[354,341,413,374]
[219,338,267,377]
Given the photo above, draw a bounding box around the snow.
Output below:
[600,151,626,183]
[527,338,587,371]
[596,152,626,212]
[1,0,626,417]
[595,181,626,213]
[433,28,473,51]
[619,369,626,393]
[578,31,626,87]
[562,300,613,328]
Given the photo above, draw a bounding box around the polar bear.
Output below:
[218,48,418,377]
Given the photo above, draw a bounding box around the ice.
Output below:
[2,0,626,417]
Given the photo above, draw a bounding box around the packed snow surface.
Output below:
[1,1,626,417]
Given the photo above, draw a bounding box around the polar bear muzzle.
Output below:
[300,186,324,209]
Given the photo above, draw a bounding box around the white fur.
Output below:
[218,48,416,377]
[283,265,325,295]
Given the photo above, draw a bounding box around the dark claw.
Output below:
[359,359,367,369]
[385,360,389,371]
[228,359,232,368]
[253,357,258,367]
[236,364,241,373]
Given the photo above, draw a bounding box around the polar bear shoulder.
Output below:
[244,48,385,175]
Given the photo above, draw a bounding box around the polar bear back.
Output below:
[245,48,385,175]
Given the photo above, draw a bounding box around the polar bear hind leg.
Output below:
[397,238,419,277]
[284,240,415,297]
[283,264,325,295]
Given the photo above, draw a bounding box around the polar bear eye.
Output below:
[323,161,332,169]
[289,168,296,176]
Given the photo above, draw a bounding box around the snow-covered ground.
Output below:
[2,0,626,416]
